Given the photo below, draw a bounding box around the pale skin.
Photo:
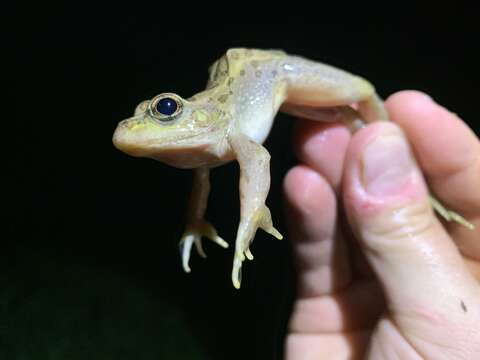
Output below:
[112,48,473,290]
[284,91,480,359]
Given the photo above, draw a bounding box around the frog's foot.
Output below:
[179,220,229,273]
[429,195,475,230]
[231,205,282,289]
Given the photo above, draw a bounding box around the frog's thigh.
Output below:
[282,57,388,121]
[283,57,374,105]
[281,104,367,132]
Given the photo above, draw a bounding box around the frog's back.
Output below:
[206,48,287,89]
[202,48,290,143]
[201,47,382,144]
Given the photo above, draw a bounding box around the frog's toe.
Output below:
[231,205,282,288]
[257,206,283,241]
[257,205,283,240]
[179,220,229,273]
[232,253,244,289]
[201,221,229,249]
[194,237,207,259]
[429,195,475,230]
[263,226,283,240]
[245,247,254,260]
[231,246,255,288]
[179,234,195,273]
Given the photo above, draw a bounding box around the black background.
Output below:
[6,4,479,359]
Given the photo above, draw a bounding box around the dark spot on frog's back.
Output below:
[217,94,229,103]
[240,70,245,76]
[255,70,262,78]
[211,56,229,83]
[461,300,467,312]
[227,77,235,86]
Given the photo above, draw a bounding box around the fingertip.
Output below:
[385,90,480,222]
[385,90,441,130]
[385,90,479,176]
[385,90,434,111]
[293,120,351,189]
[284,165,334,218]
[284,165,338,247]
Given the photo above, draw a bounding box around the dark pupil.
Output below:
[156,98,178,116]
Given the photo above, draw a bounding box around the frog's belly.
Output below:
[234,72,285,144]
[239,114,275,144]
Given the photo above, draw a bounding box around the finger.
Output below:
[293,119,351,191]
[285,330,370,360]
[293,118,376,280]
[284,156,383,334]
[284,165,351,297]
[343,121,480,354]
[284,166,384,334]
[288,281,384,333]
[386,91,480,257]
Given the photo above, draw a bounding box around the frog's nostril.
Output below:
[121,119,134,129]
[118,117,147,131]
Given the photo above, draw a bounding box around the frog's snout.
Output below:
[112,118,147,157]
[112,122,124,150]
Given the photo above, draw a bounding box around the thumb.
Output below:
[342,122,480,357]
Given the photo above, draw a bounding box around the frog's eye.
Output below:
[149,93,183,122]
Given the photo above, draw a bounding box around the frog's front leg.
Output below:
[179,167,229,273]
[228,133,283,289]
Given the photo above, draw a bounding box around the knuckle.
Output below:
[358,199,437,252]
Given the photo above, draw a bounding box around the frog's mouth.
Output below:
[112,136,148,157]
[112,129,223,168]
[112,117,223,168]
[112,127,199,158]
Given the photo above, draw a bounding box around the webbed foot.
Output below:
[179,220,229,273]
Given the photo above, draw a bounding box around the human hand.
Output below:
[283,91,480,359]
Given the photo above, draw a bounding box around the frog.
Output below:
[112,48,474,289]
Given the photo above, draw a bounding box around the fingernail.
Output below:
[362,130,416,196]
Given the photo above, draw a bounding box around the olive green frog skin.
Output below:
[112,48,474,289]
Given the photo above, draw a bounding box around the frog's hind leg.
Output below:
[429,195,474,229]
[277,54,474,229]
[280,104,367,132]
[280,54,389,122]
[281,102,475,230]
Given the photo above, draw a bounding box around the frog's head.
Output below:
[113,93,222,168]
